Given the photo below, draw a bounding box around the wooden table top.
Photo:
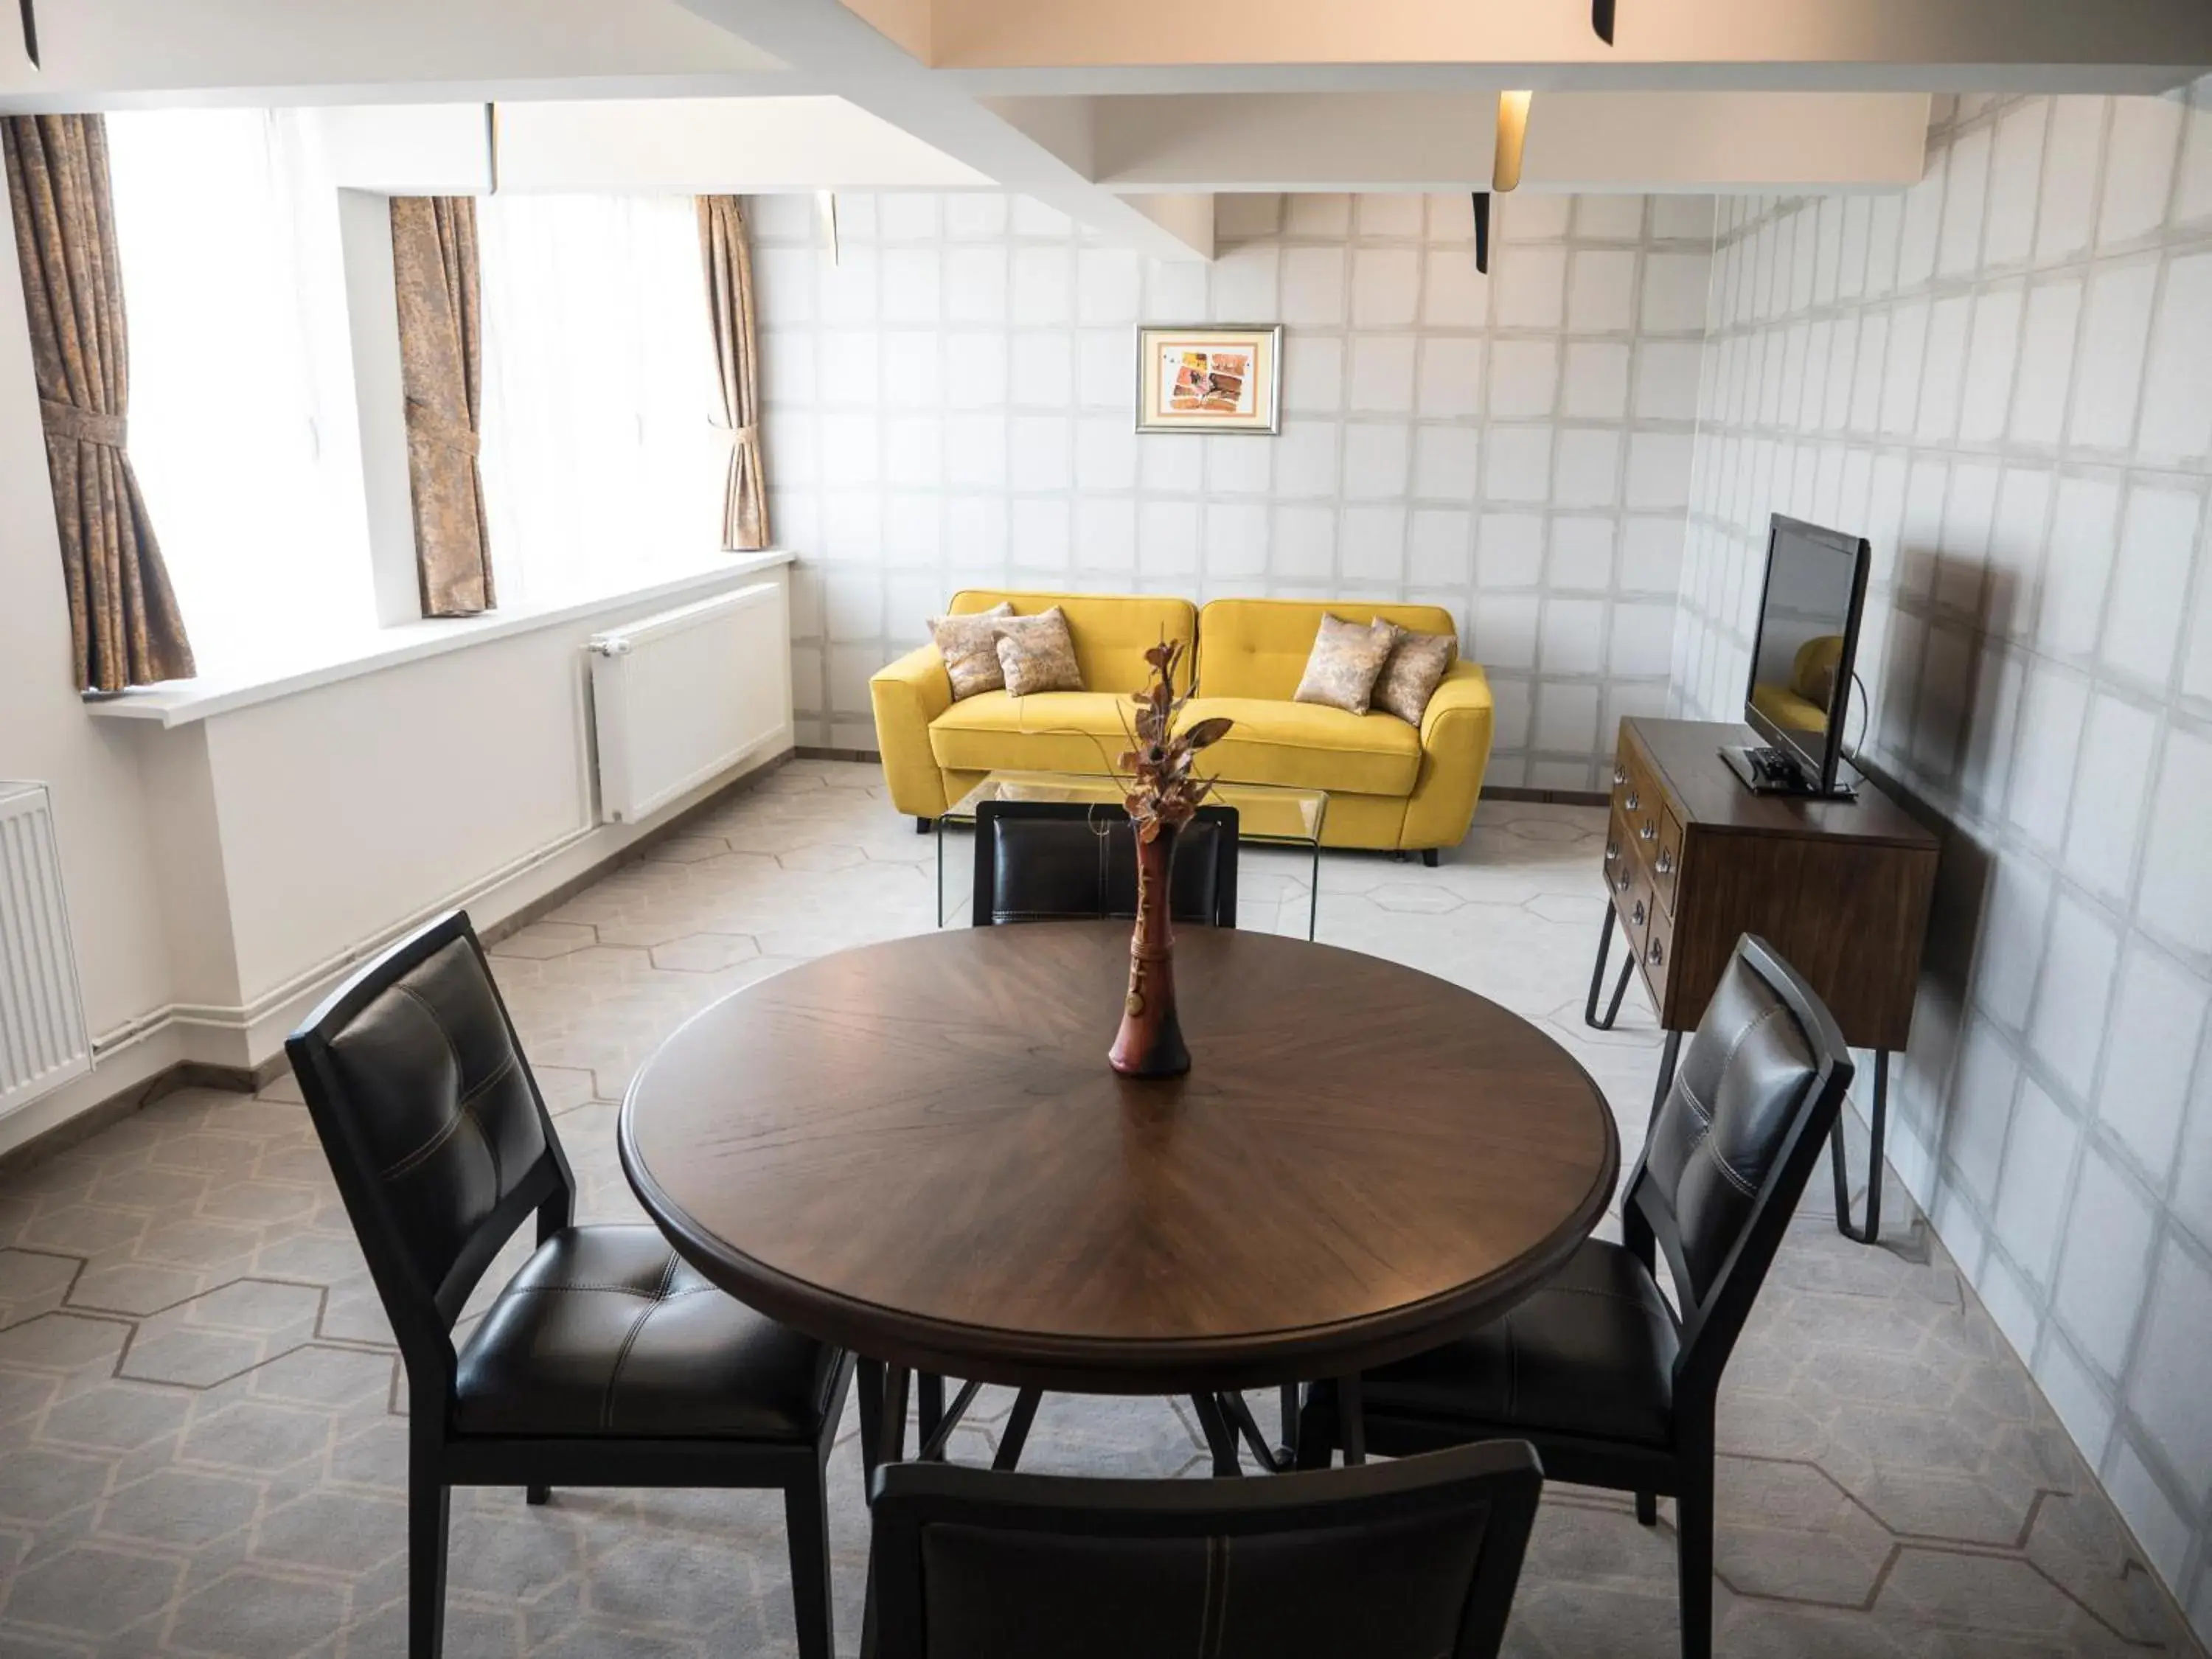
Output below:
[619,922,1620,1393]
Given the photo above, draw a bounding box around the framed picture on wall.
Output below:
[1134,324,1282,434]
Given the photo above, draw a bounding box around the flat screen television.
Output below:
[1725,513,1871,799]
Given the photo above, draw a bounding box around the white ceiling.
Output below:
[1,0,2208,258]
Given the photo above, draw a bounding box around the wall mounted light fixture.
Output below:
[1493,91,1532,193]
[484,103,501,194]
[1593,0,1615,44]
[18,0,38,68]
[817,190,841,267]
[1471,192,1491,274]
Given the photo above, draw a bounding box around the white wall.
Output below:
[1677,83,2212,1640]
[124,568,793,1072]
[0,198,189,1149]
[757,188,1715,790]
[0,161,792,1158]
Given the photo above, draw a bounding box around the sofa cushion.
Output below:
[945,591,1196,699]
[1197,598,1460,703]
[995,607,1085,695]
[1177,697,1422,796]
[931,691,1135,776]
[1292,613,1398,715]
[929,602,1015,700]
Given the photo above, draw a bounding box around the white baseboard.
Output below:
[0,746,787,1164]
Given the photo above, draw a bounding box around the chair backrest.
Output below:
[869,1441,1543,1659]
[973,801,1239,928]
[1626,933,1854,1399]
[285,910,572,1402]
[1195,597,1459,701]
[944,589,1199,695]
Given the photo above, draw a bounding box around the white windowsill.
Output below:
[84,551,795,730]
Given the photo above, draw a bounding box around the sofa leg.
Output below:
[915,816,933,835]
[1421,848,1440,868]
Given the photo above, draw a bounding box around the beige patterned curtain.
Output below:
[3,114,195,691]
[698,195,770,552]
[390,196,493,616]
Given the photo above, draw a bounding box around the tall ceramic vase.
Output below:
[1108,822,1191,1078]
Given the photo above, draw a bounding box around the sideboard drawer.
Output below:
[1641,898,1674,1008]
[1654,805,1683,912]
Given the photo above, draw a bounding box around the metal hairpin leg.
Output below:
[1830,1048,1889,1244]
[1191,1393,1243,1477]
[993,1388,1043,1470]
[1214,1388,1298,1474]
[1584,908,1635,1030]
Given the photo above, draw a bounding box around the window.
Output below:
[108,109,370,670]
[478,194,723,607]
[104,120,726,669]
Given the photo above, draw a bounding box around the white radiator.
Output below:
[588,580,793,824]
[0,783,92,1120]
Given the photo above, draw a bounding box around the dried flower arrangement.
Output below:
[1108,640,1233,1077]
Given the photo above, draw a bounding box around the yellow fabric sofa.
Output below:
[869,591,1495,858]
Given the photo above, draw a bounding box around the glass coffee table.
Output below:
[936,771,1328,938]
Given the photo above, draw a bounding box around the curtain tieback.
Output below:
[712,421,760,448]
[404,397,481,459]
[40,399,127,447]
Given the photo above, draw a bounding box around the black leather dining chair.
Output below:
[1297,933,1854,1659]
[956,799,1273,1474]
[972,799,1239,928]
[866,1441,1544,1659]
[286,910,854,1659]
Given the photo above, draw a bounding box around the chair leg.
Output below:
[1674,1462,1714,1659]
[857,1357,884,1493]
[1293,1395,1335,1470]
[408,1464,451,1659]
[1636,1491,1658,1525]
[525,1484,550,1506]
[785,1465,835,1659]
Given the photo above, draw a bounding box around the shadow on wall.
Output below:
[1847,549,2028,1182]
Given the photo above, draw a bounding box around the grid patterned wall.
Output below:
[1676,84,2212,1639]
[751,189,1714,789]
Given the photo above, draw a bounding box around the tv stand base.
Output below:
[1719,744,1857,801]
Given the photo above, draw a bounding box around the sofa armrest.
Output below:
[870,644,955,818]
[1403,661,1496,850]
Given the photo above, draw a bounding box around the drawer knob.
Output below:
[1604,841,1620,863]
[1615,869,1632,893]
[1632,900,1646,927]
[1613,765,1628,787]
[1624,791,1640,812]
[1647,939,1665,967]
[1640,821,1658,841]
[1656,849,1674,875]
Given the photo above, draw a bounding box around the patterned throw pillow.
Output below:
[929,602,1015,700]
[1371,627,1457,726]
[994,607,1085,696]
[1292,614,1399,716]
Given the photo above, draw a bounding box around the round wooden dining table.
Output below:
[619,921,1619,1475]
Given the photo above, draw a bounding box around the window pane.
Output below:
[108,109,370,671]
[479,195,723,607]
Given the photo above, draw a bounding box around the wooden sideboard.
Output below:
[1588,717,1938,1242]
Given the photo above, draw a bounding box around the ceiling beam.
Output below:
[919,0,2212,91]
[677,0,1218,257]
[1070,89,1930,195]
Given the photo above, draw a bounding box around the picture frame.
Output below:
[1134,324,1283,434]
